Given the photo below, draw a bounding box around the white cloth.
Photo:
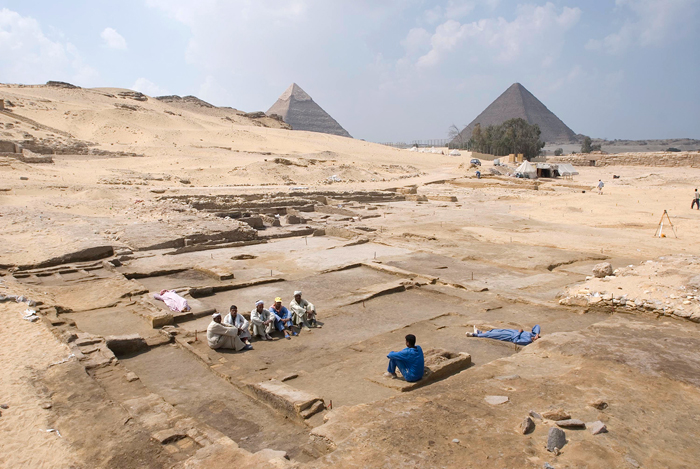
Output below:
[154,290,190,312]
[207,321,245,351]
[289,298,315,326]
[224,313,251,340]
[250,308,274,337]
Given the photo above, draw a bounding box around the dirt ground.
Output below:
[2,84,700,469]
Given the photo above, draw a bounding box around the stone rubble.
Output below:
[559,255,700,323]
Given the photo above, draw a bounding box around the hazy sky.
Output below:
[1,1,698,142]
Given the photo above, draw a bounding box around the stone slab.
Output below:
[246,379,324,421]
[367,350,471,392]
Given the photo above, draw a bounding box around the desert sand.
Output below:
[1,84,700,468]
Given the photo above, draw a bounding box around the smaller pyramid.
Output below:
[453,83,576,144]
[267,83,351,138]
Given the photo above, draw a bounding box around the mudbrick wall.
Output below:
[550,151,700,167]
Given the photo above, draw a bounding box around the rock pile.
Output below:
[558,256,700,323]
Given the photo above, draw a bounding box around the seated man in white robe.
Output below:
[250,300,274,341]
[289,291,320,330]
[207,313,251,351]
[223,305,252,347]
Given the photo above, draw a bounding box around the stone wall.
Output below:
[550,151,700,168]
[0,140,20,153]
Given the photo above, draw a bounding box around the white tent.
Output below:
[515,161,537,179]
[409,147,418,152]
[556,163,579,176]
[449,149,461,156]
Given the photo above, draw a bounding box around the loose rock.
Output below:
[125,372,139,382]
[542,409,570,421]
[452,438,460,443]
[593,262,613,278]
[547,427,567,452]
[588,421,608,435]
[555,419,586,429]
[589,399,608,410]
[518,416,535,434]
[529,410,542,420]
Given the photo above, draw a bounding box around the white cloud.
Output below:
[0,8,98,85]
[101,27,127,50]
[413,3,581,68]
[401,27,432,56]
[586,0,698,54]
[131,77,169,96]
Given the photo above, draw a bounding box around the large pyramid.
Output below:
[452,83,576,144]
[266,83,351,138]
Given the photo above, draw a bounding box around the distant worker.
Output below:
[597,179,604,195]
[270,297,296,339]
[289,291,319,330]
[692,189,700,210]
[207,313,251,351]
[251,300,274,340]
[223,305,252,346]
[466,325,541,346]
[384,334,424,382]
[476,170,481,179]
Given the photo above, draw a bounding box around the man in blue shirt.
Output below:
[466,325,541,346]
[270,297,296,340]
[384,334,424,382]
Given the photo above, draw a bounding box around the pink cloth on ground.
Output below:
[154,290,190,312]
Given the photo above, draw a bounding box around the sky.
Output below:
[1,0,698,142]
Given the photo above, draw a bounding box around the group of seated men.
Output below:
[206,291,319,352]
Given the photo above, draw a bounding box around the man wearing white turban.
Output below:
[250,300,274,340]
[289,291,319,330]
[207,312,250,351]
[223,305,252,345]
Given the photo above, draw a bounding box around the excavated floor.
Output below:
[13,232,619,464]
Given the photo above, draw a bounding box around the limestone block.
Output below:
[593,262,613,278]
[105,334,148,355]
[247,380,324,421]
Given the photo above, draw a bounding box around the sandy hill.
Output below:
[0,83,444,187]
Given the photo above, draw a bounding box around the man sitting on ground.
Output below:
[466,325,541,346]
[289,291,319,330]
[251,300,274,341]
[207,312,251,351]
[384,334,424,382]
[270,297,296,340]
[223,305,252,347]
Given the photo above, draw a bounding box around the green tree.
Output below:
[554,148,564,156]
[468,118,544,160]
[581,136,592,153]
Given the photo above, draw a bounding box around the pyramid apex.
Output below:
[280,83,312,102]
